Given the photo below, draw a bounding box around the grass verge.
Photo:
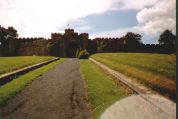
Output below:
[80,60,129,119]
[0,58,65,106]
[0,56,56,75]
[91,53,176,101]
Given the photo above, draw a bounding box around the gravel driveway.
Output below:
[0,58,90,119]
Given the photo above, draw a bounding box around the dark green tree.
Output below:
[0,25,18,42]
[124,32,142,51]
[7,27,18,38]
[0,25,18,56]
[158,29,176,46]
[124,32,142,45]
[158,30,176,53]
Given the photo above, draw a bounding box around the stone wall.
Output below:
[92,38,175,53]
[1,29,90,57]
[18,38,50,56]
[93,37,125,52]
[0,38,18,56]
[1,29,174,57]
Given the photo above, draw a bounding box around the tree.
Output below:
[124,32,142,45]
[7,26,18,38]
[124,32,142,51]
[158,30,176,53]
[158,29,176,46]
[0,25,18,56]
[0,25,18,42]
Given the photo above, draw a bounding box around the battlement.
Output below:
[79,33,89,39]
[51,29,89,41]
[51,33,62,40]
[51,33,62,36]
[141,44,161,47]
[65,28,74,33]
[17,37,46,42]
[93,37,125,44]
[1,28,175,57]
[94,37,121,40]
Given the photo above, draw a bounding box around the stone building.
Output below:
[51,29,89,57]
[17,38,50,56]
[1,28,174,57]
[0,29,89,57]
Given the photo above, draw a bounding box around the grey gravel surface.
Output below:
[0,58,90,119]
[100,94,176,119]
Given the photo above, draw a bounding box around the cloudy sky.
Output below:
[0,0,176,43]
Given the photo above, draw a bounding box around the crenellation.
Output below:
[2,28,175,57]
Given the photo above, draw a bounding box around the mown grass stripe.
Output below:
[0,56,56,75]
[80,60,129,119]
[91,53,176,101]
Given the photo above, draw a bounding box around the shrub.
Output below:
[76,49,90,59]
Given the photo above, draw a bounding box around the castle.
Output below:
[0,28,175,57]
[0,29,89,57]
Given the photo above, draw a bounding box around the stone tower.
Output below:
[51,29,89,57]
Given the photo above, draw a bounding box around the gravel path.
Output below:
[100,94,176,119]
[0,58,90,119]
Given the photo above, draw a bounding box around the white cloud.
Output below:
[141,18,176,35]
[0,0,176,40]
[91,0,176,41]
[116,0,160,10]
[136,0,176,35]
[137,0,176,23]
[0,0,117,37]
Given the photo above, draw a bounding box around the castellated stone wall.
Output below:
[17,38,50,56]
[93,37,125,52]
[1,29,90,57]
[2,28,173,57]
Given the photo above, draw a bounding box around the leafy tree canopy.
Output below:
[0,25,18,43]
[124,32,142,45]
[158,29,176,45]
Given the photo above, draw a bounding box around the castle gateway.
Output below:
[51,29,89,57]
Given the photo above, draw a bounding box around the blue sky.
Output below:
[80,10,159,44]
[0,0,176,44]
[71,10,137,33]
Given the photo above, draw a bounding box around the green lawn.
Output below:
[0,58,65,106]
[0,56,56,75]
[91,53,176,101]
[80,60,130,119]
